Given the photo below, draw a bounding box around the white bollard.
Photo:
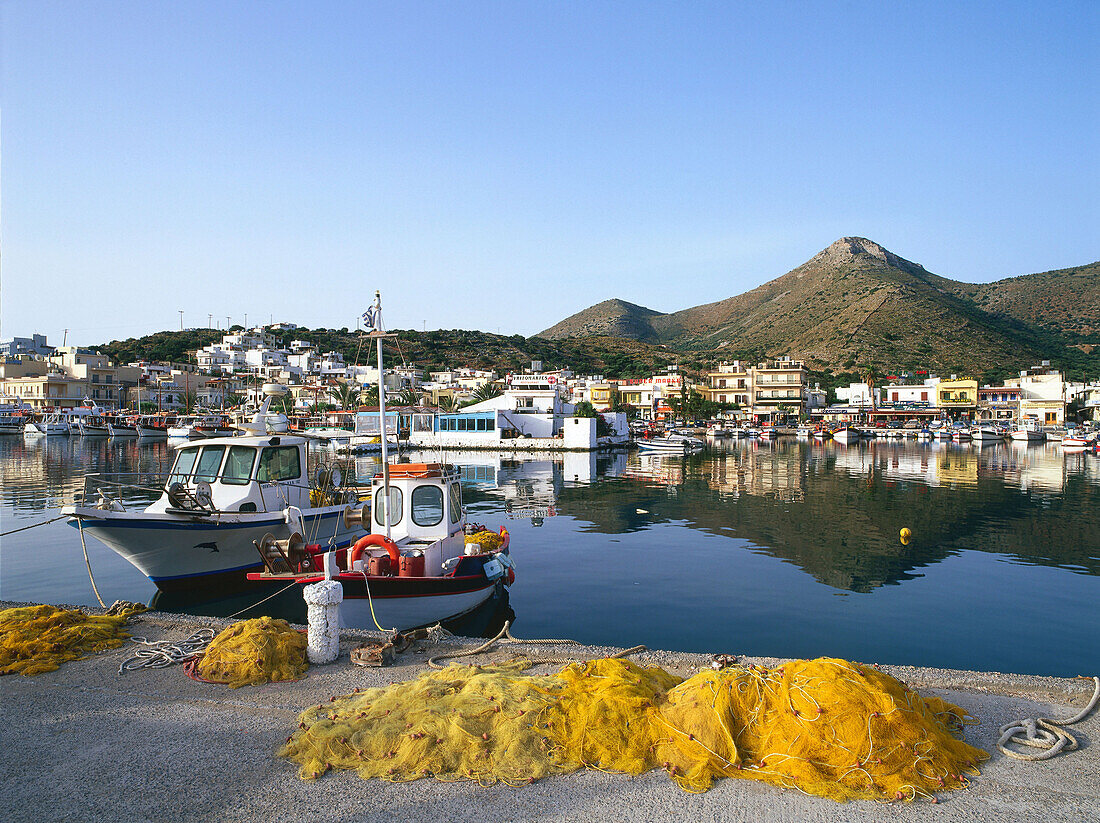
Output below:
[303,578,343,664]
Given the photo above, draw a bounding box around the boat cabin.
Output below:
[354,463,468,577]
[149,435,312,514]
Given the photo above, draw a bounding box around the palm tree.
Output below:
[436,394,459,413]
[470,382,503,403]
[334,382,360,410]
[396,388,422,407]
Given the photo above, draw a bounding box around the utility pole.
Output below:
[62,329,68,346]
[178,310,184,331]
[208,314,213,328]
[244,313,248,329]
[226,316,230,331]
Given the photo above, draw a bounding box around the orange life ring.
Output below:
[350,533,400,566]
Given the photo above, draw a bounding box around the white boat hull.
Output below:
[1010,430,1046,442]
[64,506,360,592]
[107,424,138,437]
[832,429,859,444]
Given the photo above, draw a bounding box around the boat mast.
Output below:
[365,291,395,541]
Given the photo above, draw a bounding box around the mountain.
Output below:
[947,261,1100,338]
[538,299,664,342]
[539,237,1100,376]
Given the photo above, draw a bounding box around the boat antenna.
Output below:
[364,291,395,540]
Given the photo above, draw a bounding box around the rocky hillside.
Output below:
[539,237,1100,375]
[539,298,665,342]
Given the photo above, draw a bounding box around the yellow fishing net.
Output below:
[281,656,987,802]
[651,658,986,800]
[196,617,308,688]
[464,531,502,553]
[0,604,133,676]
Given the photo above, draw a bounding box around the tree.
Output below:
[572,401,597,418]
[470,382,503,403]
[436,394,459,412]
[180,389,198,413]
[334,383,360,410]
[395,388,422,407]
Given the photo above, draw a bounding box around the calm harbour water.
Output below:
[1,434,1097,676]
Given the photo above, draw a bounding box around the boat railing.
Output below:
[77,472,169,509]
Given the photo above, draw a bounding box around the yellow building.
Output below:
[936,378,978,417]
[588,383,618,411]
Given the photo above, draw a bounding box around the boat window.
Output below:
[257,446,301,482]
[168,447,200,484]
[194,446,227,483]
[375,486,403,527]
[411,485,444,527]
[222,446,257,485]
[449,483,462,523]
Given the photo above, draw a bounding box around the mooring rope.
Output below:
[75,516,107,609]
[427,620,645,670]
[997,676,1100,761]
[119,629,216,674]
[1,514,67,536]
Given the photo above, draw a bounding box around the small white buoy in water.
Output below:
[303,564,342,664]
[636,508,649,514]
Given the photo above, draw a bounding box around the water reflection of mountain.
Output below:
[555,442,1100,593]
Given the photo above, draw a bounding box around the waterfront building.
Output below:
[749,357,809,421]
[977,385,1022,421]
[935,377,979,420]
[704,361,752,408]
[587,383,618,411]
[834,382,879,408]
[1003,364,1066,426]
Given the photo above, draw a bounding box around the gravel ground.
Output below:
[1,603,1096,823]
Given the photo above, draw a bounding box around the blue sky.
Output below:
[3,1,1097,346]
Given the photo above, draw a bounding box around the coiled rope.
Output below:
[427,620,646,669]
[997,676,1100,761]
[118,629,216,674]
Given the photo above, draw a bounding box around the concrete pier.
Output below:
[1,604,1095,822]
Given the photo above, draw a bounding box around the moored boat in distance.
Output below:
[107,415,139,437]
[832,426,860,444]
[1010,420,1047,442]
[78,415,110,436]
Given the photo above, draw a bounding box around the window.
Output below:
[169,447,200,484]
[411,485,444,526]
[921,391,928,402]
[375,486,403,527]
[447,482,464,523]
[257,446,301,482]
[194,446,226,482]
[222,446,256,485]
[92,374,100,384]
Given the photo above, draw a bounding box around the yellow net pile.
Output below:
[464,531,502,553]
[196,617,308,688]
[281,656,987,802]
[0,604,133,676]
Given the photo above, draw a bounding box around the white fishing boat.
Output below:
[107,416,139,437]
[832,426,860,444]
[136,415,174,438]
[62,387,365,593]
[167,413,238,439]
[811,428,831,440]
[795,425,813,438]
[1010,421,1047,442]
[971,424,1003,442]
[248,293,514,630]
[23,412,70,436]
[636,432,705,453]
[78,415,110,436]
[0,413,25,435]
